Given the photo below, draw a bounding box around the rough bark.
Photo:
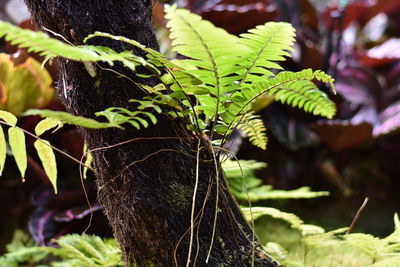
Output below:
[24,1,279,266]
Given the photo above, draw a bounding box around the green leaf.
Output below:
[0,110,17,126]
[8,127,26,180]
[24,109,122,129]
[0,125,6,176]
[35,118,63,137]
[34,140,58,193]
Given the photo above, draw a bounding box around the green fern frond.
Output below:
[23,109,124,129]
[24,106,160,131]
[165,5,249,95]
[0,21,98,61]
[55,234,122,267]
[225,69,336,124]
[95,105,161,130]
[223,159,329,201]
[238,22,296,83]
[0,21,159,73]
[260,70,336,118]
[85,31,206,127]
[236,113,268,150]
[242,207,304,230]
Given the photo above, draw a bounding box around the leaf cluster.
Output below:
[0,5,336,153]
[0,102,159,193]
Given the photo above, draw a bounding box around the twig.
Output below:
[346,197,369,234]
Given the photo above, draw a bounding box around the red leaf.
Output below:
[184,0,278,34]
[311,121,373,151]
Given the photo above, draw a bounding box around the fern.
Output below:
[238,22,296,83]
[95,107,159,130]
[0,230,52,266]
[0,21,159,73]
[165,5,247,94]
[53,234,122,267]
[0,6,337,157]
[0,232,122,267]
[222,159,329,201]
[222,69,336,130]
[254,208,400,267]
[236,112,268,150]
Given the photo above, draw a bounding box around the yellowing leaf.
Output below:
[82,142,93,179]
[0,125,6,175]
[0,110,17,126]
[0,54,54,116]
[35,118,62,137]
[8,127,27,179]
[34,140,58,193]
[83,151,93,179]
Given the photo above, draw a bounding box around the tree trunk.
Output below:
[24,1,279,266]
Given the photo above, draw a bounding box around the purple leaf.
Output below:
[374,101,400,136]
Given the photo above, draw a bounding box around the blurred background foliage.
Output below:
[0,0,399,265]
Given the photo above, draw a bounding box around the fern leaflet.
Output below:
[236,113,268,150]
[238,22,296,83]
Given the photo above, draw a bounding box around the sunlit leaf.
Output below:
[0,125,6,175]
[0,110,17,126]
[34,140,57,193]
[8,127,27,180]
[35,118,63,137]
[83,143,93,179]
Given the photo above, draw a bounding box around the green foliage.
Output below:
[51,234,122,267]
[0,5,336,152]
[0,106,161,193]
[0,232,122,267]
[236,113,268,150]
[0,111,27,180]
[0,8,341,265]
[4,213,400,267]
[223,159,329,201]
[238,21,296,83]
[162,6,335,149]
[0,21,158,73]
[248,207,400,267]
[0,230,51,267]
[24,109,124,129]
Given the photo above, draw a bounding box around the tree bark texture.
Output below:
[24,1,279,266]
